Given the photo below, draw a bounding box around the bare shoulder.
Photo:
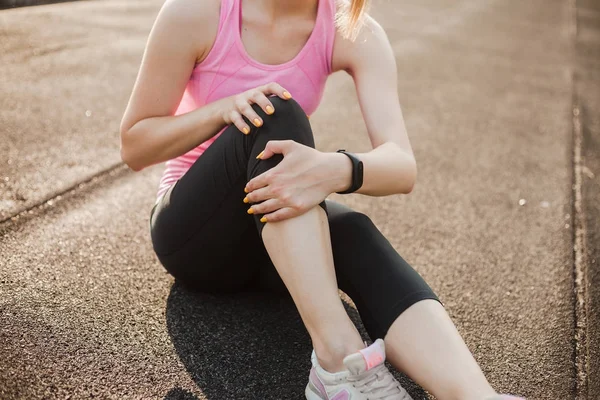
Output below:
[331,13,393,74]
[157,0,220,27]
[155,0,221,62]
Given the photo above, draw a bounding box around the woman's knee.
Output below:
[329,209,375,237]
[268,96,307,119]
[251,97,314,147]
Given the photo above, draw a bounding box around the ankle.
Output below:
[313,337,365,373]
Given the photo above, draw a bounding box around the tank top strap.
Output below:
[316,0,337,74]
[199,0,242,68]
[296,0,337,75]
[215,0,239,42]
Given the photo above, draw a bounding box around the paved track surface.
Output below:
[0,0,155,220]
[0,0,590,399]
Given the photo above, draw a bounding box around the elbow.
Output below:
[120,148,143,172]
[401,159,417,194]
[120,130,144,172]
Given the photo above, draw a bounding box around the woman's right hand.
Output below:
[221,82,292,135]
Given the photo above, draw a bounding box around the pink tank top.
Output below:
[156,0,336,201]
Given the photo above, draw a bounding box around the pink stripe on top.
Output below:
[156,0,337,201]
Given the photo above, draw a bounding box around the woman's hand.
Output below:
[244,140,352,223]
[221,82,292,135]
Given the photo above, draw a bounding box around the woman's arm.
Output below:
[234,17,418,222]
[330,16,417,196]
[120,0,292,171]
[120,0,222,171]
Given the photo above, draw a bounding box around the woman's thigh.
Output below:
[150,97,316,292]
[150,124,270,292]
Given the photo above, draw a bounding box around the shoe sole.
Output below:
[305,383,325,400]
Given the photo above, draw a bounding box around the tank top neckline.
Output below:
[156,0,335,201]
[233,0,324,71]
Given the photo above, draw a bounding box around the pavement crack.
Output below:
[572,100,590,400]
[571,2,590,399]
[0,162,128,227]
[0,1,85,11]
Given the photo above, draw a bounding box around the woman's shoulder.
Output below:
[160,0,220,24]
[331,12,389,73]
[156,0,221,59]
[158,0,221,36]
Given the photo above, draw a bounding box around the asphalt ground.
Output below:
[0,0,590,399]
[0,0,156,221]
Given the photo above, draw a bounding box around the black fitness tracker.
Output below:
[336,149,364,194]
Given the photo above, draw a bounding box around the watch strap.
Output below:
[336,149,364,194]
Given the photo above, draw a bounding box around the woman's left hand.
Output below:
[244,140,350,223]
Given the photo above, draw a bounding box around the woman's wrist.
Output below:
[206,97,233,128]
[188,98,231,143]
[326,152,354,194]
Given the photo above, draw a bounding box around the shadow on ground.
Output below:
[163,282,428,399]
[163,387,202,400]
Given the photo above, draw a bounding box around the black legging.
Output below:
[150,97,440,340]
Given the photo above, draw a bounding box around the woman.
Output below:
[120,0,524,399]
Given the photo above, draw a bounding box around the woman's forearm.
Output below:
[357,142,416,195]
[329,142,416,196]
[120,98,228,171]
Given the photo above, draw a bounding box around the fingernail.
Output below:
[244,187,249,193]
[256,151,264,159]
[242,126,250,135]
[260,217,267,223]
[243,197,249,204]
[247,208,254,215]
[283,91,292,99]
[266,105,274,115]
[253,118,262,127]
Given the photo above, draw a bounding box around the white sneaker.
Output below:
[305,339,413,400]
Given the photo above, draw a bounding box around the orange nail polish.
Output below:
[266,105,274,115]
[243,197,249,204]
[247,208,254,215]
[253,118,262,127]
[256,151,264,159]
[260,217,267,223]
[242,126,250,135]
[283,91,292,99]
[244,187,249,193]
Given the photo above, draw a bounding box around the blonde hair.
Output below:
[336,0,370,40]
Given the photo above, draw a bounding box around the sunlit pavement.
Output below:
[1,0,598,399]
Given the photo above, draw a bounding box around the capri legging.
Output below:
[149,97,440,340]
